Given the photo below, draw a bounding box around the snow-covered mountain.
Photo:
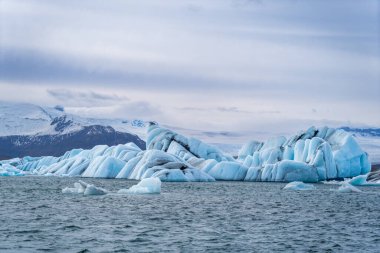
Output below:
[339,127,380,138]
[0,101,147,137]
[0,101,146,159]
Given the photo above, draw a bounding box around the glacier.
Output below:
[0,123,371,183]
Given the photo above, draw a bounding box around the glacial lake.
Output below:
[0,176,379,252]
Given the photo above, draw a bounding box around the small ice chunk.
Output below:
[84,185,107,195]
[346,174,368,186]
[346,174,380,186]
[74,181,87,193]
[338,182,362,193]
[283,181,316,191]
[62,180,107,195]
[62,187,81,194]
[118,178,161,194]
[62,180,86,194]
[322,180,342,185]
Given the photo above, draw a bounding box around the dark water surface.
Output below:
[0,177,379,252]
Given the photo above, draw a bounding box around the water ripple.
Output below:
[0,177,379,252]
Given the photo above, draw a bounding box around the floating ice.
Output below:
[345,174,380,186]
[321,180,342,185]
[84,185,107,196]
[208,162,248,181]
[118,178,161,194]
[241,126,370,182]
[347,174,369,186]
[0,164,25,176]
[338,182,362,193]
[62,180,87,194]
[146,123,234,162]
[0,125,371,183]
[62,180,107,195]
[283,181,316,191]
[62,187,81,194]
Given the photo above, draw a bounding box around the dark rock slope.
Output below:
[0,125,145,159]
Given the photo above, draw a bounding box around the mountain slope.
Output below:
[0,101,146,159]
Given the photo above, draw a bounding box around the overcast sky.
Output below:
[0,0,379,135]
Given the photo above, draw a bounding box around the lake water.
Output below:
[0,176,379,252]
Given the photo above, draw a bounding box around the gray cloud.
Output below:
[114,101,162,119]
[47,89,128,106]
[0,0,379,132]
[178,107,251,114]
[216,107,251,113]
[178,107,208,112]
[186,4,202,13]
[178,106,280,115]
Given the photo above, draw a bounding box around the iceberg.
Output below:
[208,162,248,181]
[283,181,316,191]
[63,179,160,195]
[146,123,234,162]
[118,177,161,194]
[0,125,371,183]
[241,127,370,182]
[0,164,25,176]
[345,174,380,186]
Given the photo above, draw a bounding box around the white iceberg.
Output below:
[241,126,370,182]
[84,185,108,196]
[283,181,316,191]
[118,178,161,194]
[338,182,362,193]
[62,180,107,195]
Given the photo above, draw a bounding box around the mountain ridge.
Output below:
[0,101,146,159]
